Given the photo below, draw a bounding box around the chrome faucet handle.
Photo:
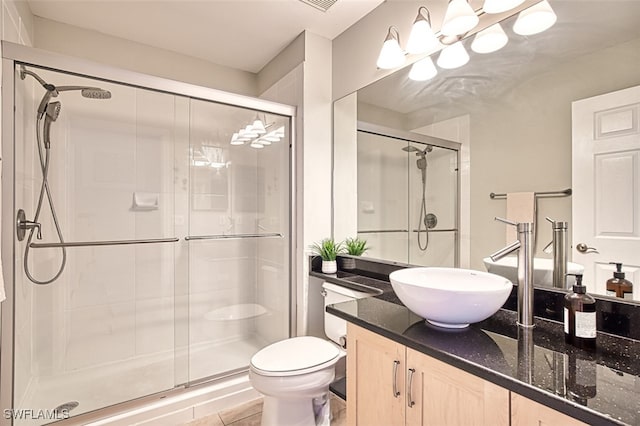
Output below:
[494,216,518,227]
[545,216,555,224]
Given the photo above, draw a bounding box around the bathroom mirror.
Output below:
[332,0,640,300]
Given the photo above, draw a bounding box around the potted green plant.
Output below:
[310,238,343,274]
[342,237,370,270]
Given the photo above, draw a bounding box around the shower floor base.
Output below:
[16,335,267,425]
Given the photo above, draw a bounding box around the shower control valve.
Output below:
[16,209,42,241]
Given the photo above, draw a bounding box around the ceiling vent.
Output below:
[298,0,338,12]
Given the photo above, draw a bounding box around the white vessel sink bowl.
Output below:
[482,256,584,287]
[389,267,512,329]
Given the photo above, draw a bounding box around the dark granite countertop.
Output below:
[313,263,640,426]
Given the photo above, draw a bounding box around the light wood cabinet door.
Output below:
[347,323,406,426]
[406,348,509,426]
[511,393,587,426]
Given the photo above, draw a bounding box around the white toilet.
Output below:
[249,282,373,426]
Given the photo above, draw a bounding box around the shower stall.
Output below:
[356,123,460,266]
[1,43,295,424]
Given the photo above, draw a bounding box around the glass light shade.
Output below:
[258,139,271,146]
[252,119,266,134]
[237,129,251,141]
[263,132,280,142]
[406,14,439,54]
[437,41,470,69]
[376,28,405,69]
[243,125,259,138]
[409,57,438,81]
[274,126,285,137]
[471,23,508,54]
[483,0,525,14]
[249,141,264,149]
[513,0,557,36]
[230,132,244,145]
[441,0,479,36]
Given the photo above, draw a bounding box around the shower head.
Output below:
[43,102,61,149]
[402,145,420,153]
[81,88,112,99]
[45,101,61,122]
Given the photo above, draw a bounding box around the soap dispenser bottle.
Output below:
[564,274,596,351]
[606,262,633,300]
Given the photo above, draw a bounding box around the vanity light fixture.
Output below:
[482,0,525,14]
[406,7,440,55]
[471,23,508,54]
[441,0,479,37]
[513,0,557,36]
[376,26,406,69]
[409,57,438,81]
[437,41,469,69]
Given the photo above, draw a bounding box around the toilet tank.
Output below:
[322,282,375,346]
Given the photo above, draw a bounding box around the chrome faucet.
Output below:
[543,217,568,289]
[490,217,535,328]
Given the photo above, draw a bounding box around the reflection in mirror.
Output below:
[356,124,459,266]
[333,1,640,300]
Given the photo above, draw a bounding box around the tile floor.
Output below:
[185,393,347,426]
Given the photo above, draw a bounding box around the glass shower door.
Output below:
[186,99,291,383]
[13,65,184,422]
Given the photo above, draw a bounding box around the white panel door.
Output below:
[572,86,640,297]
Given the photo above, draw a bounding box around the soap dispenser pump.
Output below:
[606,262,633,300]
[564,273,596,351]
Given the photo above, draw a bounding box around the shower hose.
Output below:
[23,111,67,284]
[417,170,430,251]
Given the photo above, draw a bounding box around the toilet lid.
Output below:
[250,336,340,376]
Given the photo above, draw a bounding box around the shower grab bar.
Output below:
[30,237,179,249]
[489,188,572,199]
[358,229,458,234]
[185,233,283,241]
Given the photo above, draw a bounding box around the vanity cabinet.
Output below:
[511,393,587,426]
[347,323,509,426]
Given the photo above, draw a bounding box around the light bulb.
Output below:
[441,0,479,36]
[437,41,469,69]
[513,0,557,36]
[406,7,440,55]
[483,0,525,14]
[376,27,405,69]
[471,23,508,54]
[409,57,438,81]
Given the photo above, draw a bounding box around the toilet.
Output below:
[249,282,373,426]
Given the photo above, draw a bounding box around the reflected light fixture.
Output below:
[483,0,525,14]
[376,26,405,69]
[409,57,438,82]
[471,23,508,54]
[406,7,440,55]
[437,41,469,69]
[441,0,479,37]
[243,125,259,138]
[251,116,267,134]
[250,141,264,149]
[513,0,557,36]
[230,132,244,145]
[274,126,285,137]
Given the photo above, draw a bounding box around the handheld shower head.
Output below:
[43,102,61,149]
[81,88,112,99]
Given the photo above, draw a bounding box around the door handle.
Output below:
[407,368,416,407]
[392,360,401,398]
[576,243,598,254]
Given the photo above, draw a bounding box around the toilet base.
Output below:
[261,391,331,426]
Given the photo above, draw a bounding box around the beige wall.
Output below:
[33,16,259,96]
[469,36,640,269]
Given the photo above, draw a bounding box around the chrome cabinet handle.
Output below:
[392,360,401,398]
[407,368,416,407]
[576,243,598,254]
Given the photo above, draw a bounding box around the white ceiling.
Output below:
[27,0,384,73]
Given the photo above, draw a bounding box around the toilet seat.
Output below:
[250,336,340,377]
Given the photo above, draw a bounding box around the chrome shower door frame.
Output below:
[0,41,297,424]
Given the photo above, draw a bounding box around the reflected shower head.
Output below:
[402,145,420,153]
[45,101,61,122]
[402,145,433,155]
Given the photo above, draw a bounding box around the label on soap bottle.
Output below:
[575,311,596,338]
[564,308,569,334]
